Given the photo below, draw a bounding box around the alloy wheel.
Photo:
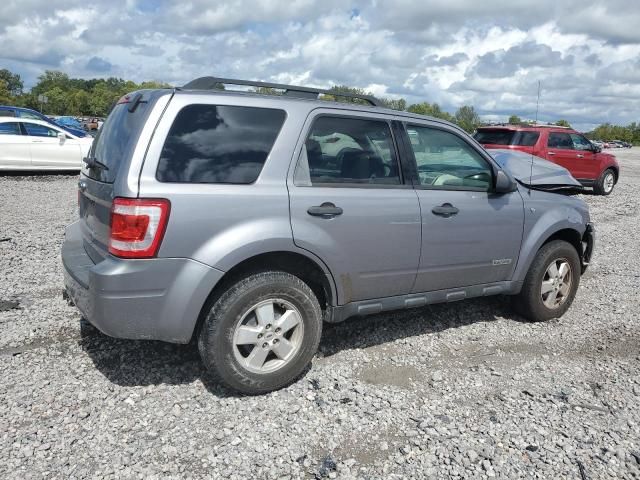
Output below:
[540,258,573,309]
[232,299,304,374]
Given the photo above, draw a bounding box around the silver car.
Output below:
[62,78,595,394]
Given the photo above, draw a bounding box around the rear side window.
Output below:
[19,111,44,120]
[474,129,539,146]
[0,110,16,117]
[298,116,401,186]
[515,132,539,146]
[157,105,286,184]
[474,129,515,145]
[0,122,21,135]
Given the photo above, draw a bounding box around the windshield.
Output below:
[475,129,539,147]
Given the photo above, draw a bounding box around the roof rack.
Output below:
[182,76,383,107]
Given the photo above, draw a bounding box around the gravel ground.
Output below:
[1,150,639,479]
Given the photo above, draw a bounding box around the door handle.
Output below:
[31,140,44,143]
[547,151,556,156]
[432,203,459,218]
[307,202,343,218]
[577,154,584,158]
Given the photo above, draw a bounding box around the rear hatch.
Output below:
[78,90,170,263]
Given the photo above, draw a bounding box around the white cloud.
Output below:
[1,0,640,127]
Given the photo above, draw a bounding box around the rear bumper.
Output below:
[581,222,595,273]
[61,221,224,343]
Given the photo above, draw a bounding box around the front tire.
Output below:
[198,271,322,395]
[594,168,616,195]
[512,240,581,322]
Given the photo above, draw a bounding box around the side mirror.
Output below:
[494,169,517,193]
[593,145,602,153]
[57,132,66,143]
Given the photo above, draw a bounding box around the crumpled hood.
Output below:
[489,149,582,189]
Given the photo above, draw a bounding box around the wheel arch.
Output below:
[190,250,337,341]
[512,219,586,286]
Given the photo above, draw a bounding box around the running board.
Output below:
[326,281,520,323]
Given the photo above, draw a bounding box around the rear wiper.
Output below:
[82,156,110,171]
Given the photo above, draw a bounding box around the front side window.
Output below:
[0,122,21,135]
[570,133,592,151]
[23,123,59,137]
[547,132,573,149]
[407,125,492,191]
[157,104,286,184]
[300,116,400,185]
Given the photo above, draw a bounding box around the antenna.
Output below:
[529,81,541,192]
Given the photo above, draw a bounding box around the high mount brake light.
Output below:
[108,198,170,258]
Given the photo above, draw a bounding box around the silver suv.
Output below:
[62,77,595,394]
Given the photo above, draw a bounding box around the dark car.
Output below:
[474,125,620,195]
[0,106,88,138]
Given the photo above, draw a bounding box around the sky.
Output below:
[2,0,640,131]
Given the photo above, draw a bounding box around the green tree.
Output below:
[508,114,522,124]
[555,119,571,128]
[0,69,23,96]
[42,86,68,115]
[32,70,71,96]
[139,80,172,89]
[407,102,454,122]
[454,105,481,133]
[0,79,13,104]
[380,97,407,111]
[322,85,376,106]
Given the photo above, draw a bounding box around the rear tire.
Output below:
[512,240,581,322]
[594,168,616,195]
[198,271,322,395]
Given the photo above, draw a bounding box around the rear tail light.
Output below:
[109,198,170,258]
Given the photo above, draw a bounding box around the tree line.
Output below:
[0,69,169,117]
[1,68,638,142]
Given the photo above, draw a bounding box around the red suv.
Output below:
[474,125,620,195]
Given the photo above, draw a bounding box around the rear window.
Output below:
[85,101,150,183]
[474,129,539,147]
[156,104,286,184]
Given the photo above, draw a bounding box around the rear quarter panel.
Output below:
[136,93,325,272]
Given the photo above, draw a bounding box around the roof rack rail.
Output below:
[182,76,383,107]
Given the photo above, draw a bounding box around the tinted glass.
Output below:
[547,132,573,149]
[157,105,285,184]
[303,116,400,185]
[87,102,150,183]
[0,110,16,117]
[19,111,44,120]
[474,129,515,145]
[0,122,20,135]
[515,131,540,146]
[474,129,539,146]
[23,123,59,137]
[570,133,592,151]
[407,125,492,191]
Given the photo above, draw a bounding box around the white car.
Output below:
[0,117,93,170]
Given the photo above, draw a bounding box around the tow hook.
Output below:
[62,289,75,307]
